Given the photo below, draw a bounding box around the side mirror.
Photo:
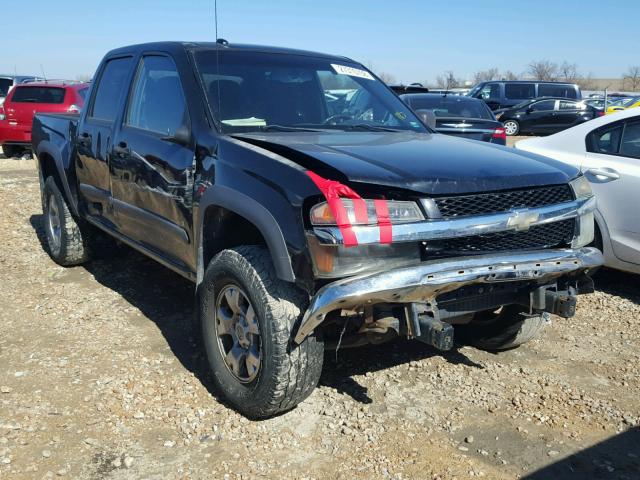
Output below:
[162,125,192,146]
[414,109,437,130]
[526,107,534,114]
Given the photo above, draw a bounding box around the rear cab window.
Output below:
[89,56,133,122]
[10,86,66,104]
[505,83,535,100]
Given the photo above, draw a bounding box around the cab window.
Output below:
[90,57,133,121]
[125,55,188,136]
[478,83,500,100]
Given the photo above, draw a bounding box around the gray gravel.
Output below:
[0,158,639,479]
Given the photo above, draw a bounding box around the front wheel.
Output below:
[456,305,549,351]
[200,246,324,418]
[503,120,520,136]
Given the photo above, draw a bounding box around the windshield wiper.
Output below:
[340,124,403,132]
[259,124,322,132]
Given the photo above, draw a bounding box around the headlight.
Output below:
[310,199,424,226]
[569,175,593,199]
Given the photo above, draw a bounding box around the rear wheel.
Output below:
[43,176,93,266]
[2,145,24,158]
[457,305,549,351]
[200,246,324,418]
[503,120,520,136]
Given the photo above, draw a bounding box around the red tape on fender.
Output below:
[306,171,368,247]
[374,199,392,244]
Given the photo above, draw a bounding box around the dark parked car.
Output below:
[32,41,601,418]
[468,81,582,111]
[400,93,506,145]
[496,98,601,136]
[389,83,430,94]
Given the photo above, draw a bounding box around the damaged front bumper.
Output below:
[294,247,603,344]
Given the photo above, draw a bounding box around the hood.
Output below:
[233,131,578,195]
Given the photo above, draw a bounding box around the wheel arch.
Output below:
[36,141,79,216]
[196,185,296,286]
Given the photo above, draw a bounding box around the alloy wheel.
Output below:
[214,285,262,383]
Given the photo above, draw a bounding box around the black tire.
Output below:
[2,145,24,158]
[42,176,93,266]
[200,246,324,418]
[503,120,520,136]
[457,305,549,351]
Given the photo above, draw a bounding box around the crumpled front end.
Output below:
[296,175,602,344]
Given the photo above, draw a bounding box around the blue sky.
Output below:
[3,0,638,83]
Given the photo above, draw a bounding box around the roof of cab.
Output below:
[105,41,354,63]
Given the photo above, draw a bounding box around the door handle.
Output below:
[78,132,91,147]
[585,167,620,181]
[113,141,129,156]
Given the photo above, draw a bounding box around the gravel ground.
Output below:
[1,156,639,480]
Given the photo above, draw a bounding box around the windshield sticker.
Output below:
[221,117,266,127]
[331,64,375,81]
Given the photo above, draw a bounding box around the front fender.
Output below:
[196,184,296,283]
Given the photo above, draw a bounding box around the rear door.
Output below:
[583,119,640,265]
[110,53,194,268]
[76,56,134,225]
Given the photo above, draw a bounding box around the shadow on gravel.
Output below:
[320,341,483,404]
[524,427,640,480]
[593,268,640,305]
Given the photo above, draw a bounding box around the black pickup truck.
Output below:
[32,41,602,418]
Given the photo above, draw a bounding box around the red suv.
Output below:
[0,81,89,158]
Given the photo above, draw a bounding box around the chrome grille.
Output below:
[433,184,574,218]
[425,219,575,255]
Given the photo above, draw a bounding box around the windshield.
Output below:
[194,50,427,134]
[408,95,494,120]
[0,78,12,97]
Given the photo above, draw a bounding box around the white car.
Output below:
[516,109,640,274]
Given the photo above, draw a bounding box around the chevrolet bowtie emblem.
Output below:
[506,210,540,232]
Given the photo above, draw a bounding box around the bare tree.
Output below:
[623,66,640,91]
[376,72,396,85]
[527,60,558,81]
[435,70,462,89]
[473,67,500,83]
[501,70,519,81]
[559,62,580,82]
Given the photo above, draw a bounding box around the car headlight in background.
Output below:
[310,199,424,226]
[569,175,593,199]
